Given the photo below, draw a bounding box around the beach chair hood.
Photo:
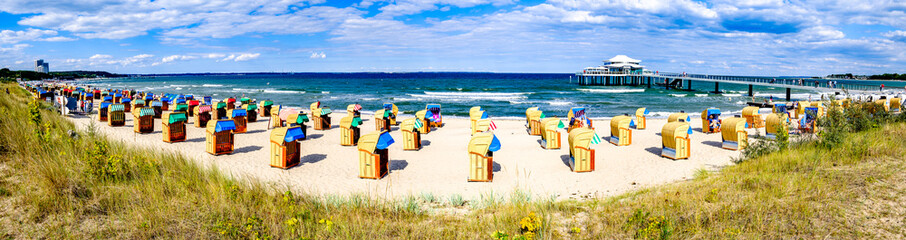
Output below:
[110,104,125,112]
[279,108,301,120]
[175,103,188,112]
[164,112,188,124]
[271,126,305,144]
[288,113,309,124]
[720,117,746,141]
[611,116,632,135]
[358,131,394,152]
[662,122,690,148]
[426,104,441,122]
[229,109,247,118]
[197,105,212,113]
[139,107,155,117]
[208,120,236,133]
[400,119,417,132]
[469,132,500,154]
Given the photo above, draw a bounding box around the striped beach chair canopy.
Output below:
[197,105,212,113]
[109,104,125,112]
[139,108,155,116]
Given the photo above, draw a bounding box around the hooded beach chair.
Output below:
[226,97,236,109]
[635,108,648,130]
[93,90,101,100]
[426,104,442,128]
[400,118,421,151]
[374,109,391,132]
[151,100,163,118]
[194,105,212,128]
[541,117,561,149]
[795,101,809,119]
[269,105,284,128]
[468,132,500,182]
[206,120,236,155]
[214,101,228,120]
[609,115,632,146]
[162,112,188,143]
[568,128,596,172]
[661,121,691,160]
[526,107,543,135]
[891,98,902,113]
[667,111,690,123]
[470,106,483,134]
[310,102,332,130]
[357,131,394,179]
[228,109,248,133]
[98,102,111,122]
[133,107,155,133]
[567,107,593,133]
[741,107,763,128]
[720,117,747,150]
[701,108,721,133]
[114,93,122,103]
[773,103,790,119]
[160,97,170,111]
[280,108,304,129]
[873,99,890,113]
[259,100,274,117]
[415,109,431,134]
[383,103,399,125]
[122,98,133,112]
[285,113,309,139]
[340,115,363,146]
[240,97,251,105]
[244,104,258,122]
[270,126,305,169]
[765,113,789,139]
[798,107,819,133]
[809,102,826,118]
[187,100,200,115]
[347,104,362,118]
[108,104,126,126]
[174,103,188,113]
[203,96,213,105]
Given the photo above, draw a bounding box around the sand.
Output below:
[67,105,754,201]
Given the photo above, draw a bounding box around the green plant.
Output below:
[82,140,128,181]
[626,209,672,240]
[448,194,464,206]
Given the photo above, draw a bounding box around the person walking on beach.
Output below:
[880,84,885,92]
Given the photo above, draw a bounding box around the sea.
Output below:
[74,72,906,119]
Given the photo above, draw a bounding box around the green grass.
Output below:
[1,82,905,239]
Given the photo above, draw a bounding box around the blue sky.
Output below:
[0,0,904,75]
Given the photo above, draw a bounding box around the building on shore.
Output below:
[35,59,49,74]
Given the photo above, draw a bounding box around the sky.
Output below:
[0,0,904,75]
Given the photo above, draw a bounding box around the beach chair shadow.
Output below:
[300,154,327,165]
[233,145,263,154]
[246,129,265,134]
[559,155,571,168]
[644,147,660,156]
[185,137,205,143]
[702,141,722,148]
[692,127,704,133]
[390,160,408,171]
[421,140,431,146]
[492,162,501,172]
[306,134,324,140]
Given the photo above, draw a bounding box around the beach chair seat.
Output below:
[260,100,274,117]
[313,107,332,130]
[228,109,248,133]
[98,102,111,122]
[270,105,284,129]
[526,107,543,135]
[400,118,421,151]
[661,122,691,160]
[358,131,394,179]
[194,105,212,128]
[162,112,188,143]
[701,108,721,133]
[347,104,362,118]
[133,107,155,133]
[541,118,561,149]
[285,112,308,139]
[720,117,747,150]
[468,132,500,181]
[383,103,399,125]
[270,126,305,169]
[415,109,431,134]
[374,109,391,132]
[206,120,235,155]
[568,128,595,172]
[635,108,648,130]
[108,104,126,126]
[340,115,362,146]
[609,115,632,146]
[244,104,258,122]
[213,102,228,120]
[151,100,163,118]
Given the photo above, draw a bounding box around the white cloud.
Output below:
[204,53,227,59]
[220,53,260,62]
[0,28,61,44]
[161,54,197,63]
[882,30,906,42]
[310,52,326,59]
[89,54,113,60]
[377,0,515,17]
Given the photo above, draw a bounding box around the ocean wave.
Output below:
[670,94,686,97]
[322,91,330,94]
[508,100,530,104]
[408,91,528,101]
[263,89,305,94]
[361,97,379,101]
[722,93,742,97]
[202,84,224,87]
[547,101,572,106]
[694,94,708,97]
[578,88,645,93]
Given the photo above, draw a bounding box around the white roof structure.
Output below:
[605,55,641,64]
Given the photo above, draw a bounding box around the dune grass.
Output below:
[1,82,905,239]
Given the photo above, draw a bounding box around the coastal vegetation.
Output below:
[1,82,905,238]
[0,68,125,81]
[868,73,906,81]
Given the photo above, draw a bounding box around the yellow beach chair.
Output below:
[400,118,421,151]
[213,101,228,120]
[661,122,690,160]
[311,102,332,130]
[415,109,431,134]
[526,107,543,135]
[609,115,632,146]
[98,102,111,122]
[383,103,399,125]
[468,132,500,182]
[567,128,595,172]
[891,98,902,113]
[809,102,826,117]
[162,112,187,143]
[259,100,274,117]
[701,108,721,133]
[347,104,361,118]
[873,99,889,113]
[269,105,283,129]
[270,126,305,169]
[541,117,561,149]
[133,107,155,133]
[108,103,126,127]
[667,112,690,123]
[765,113,789,139]
[244,104,258,122]
[741,107,763,128]
[635,108,647,130]
[340,115,362,146]
[374,109,391,132]
[151,100,163,118]
[470,106,483,134]
[194,105,212,128]
[795,101,809,119]
[358,131,393,179]
[720,117,747,150]
[228,109,248,134]
[206,120,235,155]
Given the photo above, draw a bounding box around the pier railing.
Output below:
[607,72,882,92]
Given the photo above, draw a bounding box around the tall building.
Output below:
[35,59,49,74]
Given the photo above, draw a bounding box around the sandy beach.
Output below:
[67,104,754,201]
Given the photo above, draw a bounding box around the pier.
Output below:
[577,55,887,101]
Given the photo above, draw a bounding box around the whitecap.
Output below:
[202,84,224,87]
[578,88,645,93]
[670,94,686,97]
